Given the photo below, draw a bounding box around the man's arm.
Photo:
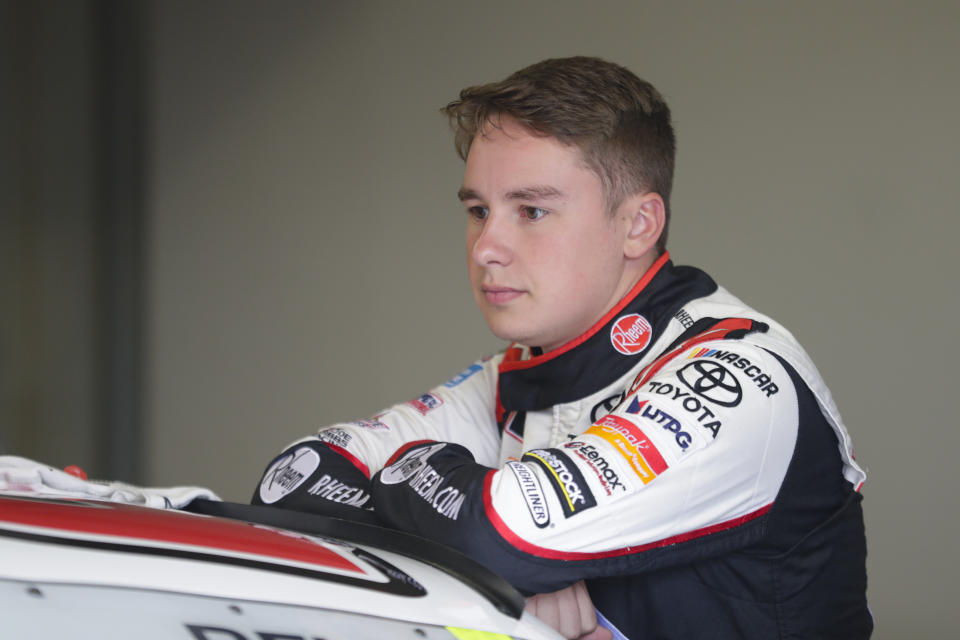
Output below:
[251,356,502,513]
[371,340,800,594]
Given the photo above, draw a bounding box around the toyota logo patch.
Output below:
[677,360,743,407]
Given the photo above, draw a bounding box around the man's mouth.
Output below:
[481,285,524,304]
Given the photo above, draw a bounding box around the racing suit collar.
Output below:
[503,251,672,368]
[497,252,719,412]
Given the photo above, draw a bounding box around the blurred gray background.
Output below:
[2,1,957,636]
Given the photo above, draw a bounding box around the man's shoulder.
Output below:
[668,281,867,491]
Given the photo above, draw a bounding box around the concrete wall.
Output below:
[0,1,99,469]
[146,2,959,635]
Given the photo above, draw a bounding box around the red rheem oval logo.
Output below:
[610,314,652,355]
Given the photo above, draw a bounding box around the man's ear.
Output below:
[620,192,665,259]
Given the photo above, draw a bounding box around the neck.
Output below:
[613,250,660,308]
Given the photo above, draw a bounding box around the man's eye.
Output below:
[467,206,489,220]
[521,206,548,221]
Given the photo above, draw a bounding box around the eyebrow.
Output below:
[457,187,480,202]
[457,185,565,202]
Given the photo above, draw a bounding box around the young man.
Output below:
[253,57,872,639]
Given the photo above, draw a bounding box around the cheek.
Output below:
[561,233,621,293]
[543,237,594,279]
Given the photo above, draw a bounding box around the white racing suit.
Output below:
[255,253,872,639]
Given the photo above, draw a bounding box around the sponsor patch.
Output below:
[407,392,444,415]
[631,401,694,453]
[307,473,370,507]
[318,428,352,449]
[674,307,695,329]
[590,392,625,423]
[638,384,723,438]
[506,461,550,527]
[444,363,483,388]
[379,443,446,485]
[561,441,628,496]
[348,418,390,430]
[687,347,779,396]
[610,313,653,356]
[379,444,465,520]
[406,462,466,521]
[523,449,597,518]
[585,415,668,484]
[258,446,320,504]
[676,360,743,407]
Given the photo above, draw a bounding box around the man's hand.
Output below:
[525,580,613,640]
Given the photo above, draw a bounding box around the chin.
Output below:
[484,318,531,346]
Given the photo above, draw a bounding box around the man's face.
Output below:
[460,117,635,352]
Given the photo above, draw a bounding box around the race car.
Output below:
[0,493,562,639]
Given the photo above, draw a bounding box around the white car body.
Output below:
[0,495,561,640]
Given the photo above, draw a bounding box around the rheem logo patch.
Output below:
[258,447,320,504]
[610,314,652,355]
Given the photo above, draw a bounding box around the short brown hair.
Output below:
[442,56,676,251]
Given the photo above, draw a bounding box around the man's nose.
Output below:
[470,212,513,267]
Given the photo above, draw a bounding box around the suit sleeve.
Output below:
[371,340,799,594]
[276,355,502,482]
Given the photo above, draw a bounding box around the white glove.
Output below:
[0,455,220,509]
